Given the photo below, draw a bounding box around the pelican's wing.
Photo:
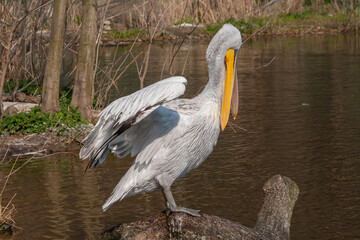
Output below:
[109,105,180,169]
[80,76,187,170]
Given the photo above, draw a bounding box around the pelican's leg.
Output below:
[162,186,200,217]
[161,188,170,215]
[157,174,200,217]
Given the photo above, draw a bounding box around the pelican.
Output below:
[80,24,242,216]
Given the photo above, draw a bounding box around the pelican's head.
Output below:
[206,24,242,131]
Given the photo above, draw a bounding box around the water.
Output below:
[1,33,360,239]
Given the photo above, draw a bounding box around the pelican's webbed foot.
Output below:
[169,206,200,217]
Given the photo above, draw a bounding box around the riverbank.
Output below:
[0,126,90,158]
[0,99,92,158]
[100,8,359,44]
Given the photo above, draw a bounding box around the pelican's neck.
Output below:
[196,56,225,104]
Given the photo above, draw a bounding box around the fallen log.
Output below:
[101,175,299,240]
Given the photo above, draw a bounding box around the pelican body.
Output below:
[80,24,242,216]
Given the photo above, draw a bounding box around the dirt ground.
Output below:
[0,132,83,158]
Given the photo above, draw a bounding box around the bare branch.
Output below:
[243,19,272,45]
[14,0,54,33]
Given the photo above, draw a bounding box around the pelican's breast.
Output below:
[164,100,221,177]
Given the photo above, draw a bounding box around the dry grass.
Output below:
[105,0,358,29]
[106,0,302,27]
[0,149,17,230]
[0,144,46,231]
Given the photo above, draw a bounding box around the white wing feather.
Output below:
[110,106,180,169]
[80,76,187,168]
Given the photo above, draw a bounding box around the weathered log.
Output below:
[101,175,299,240]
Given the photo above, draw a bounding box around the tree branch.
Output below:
[101,175,299,240]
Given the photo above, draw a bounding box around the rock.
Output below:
[103,20,112,32]
[113,23,126,31]
[2,92,40,103]
[3,105,18,116]
[3,102,38,115]
[101,175,299,240]
[175,23,206,30]
[15,92,27,102]
[1,92,13,101]
[26,95,41,104]
[165,23,206,38]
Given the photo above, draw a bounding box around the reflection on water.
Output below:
[1,34,360,239]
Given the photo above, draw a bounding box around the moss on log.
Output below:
[101,175,299,240]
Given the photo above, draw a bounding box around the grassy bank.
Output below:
[205,8,357,35]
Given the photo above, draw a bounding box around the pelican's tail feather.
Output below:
[102,178,134,211]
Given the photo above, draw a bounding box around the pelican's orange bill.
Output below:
[221,48,235,131]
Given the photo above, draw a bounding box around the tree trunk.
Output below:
[40,0,67,113]
[19,0,30,82]
[0,22,15,118]
[101,175,299,240]
[70,0,97,122]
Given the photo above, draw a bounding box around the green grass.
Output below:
[205,18,255,35]
[105,29,147,40]
[205,17,270,35]
[0,91,86,135]
[277,8,350,23]
[174,16,194,26]
[278,9,315,22]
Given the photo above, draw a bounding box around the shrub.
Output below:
[0,92,86,135]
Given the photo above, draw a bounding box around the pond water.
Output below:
[1,33,360,239]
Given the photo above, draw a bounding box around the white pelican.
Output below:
[80,24,242,216]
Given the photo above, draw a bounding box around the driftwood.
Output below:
[101,175,299,240]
